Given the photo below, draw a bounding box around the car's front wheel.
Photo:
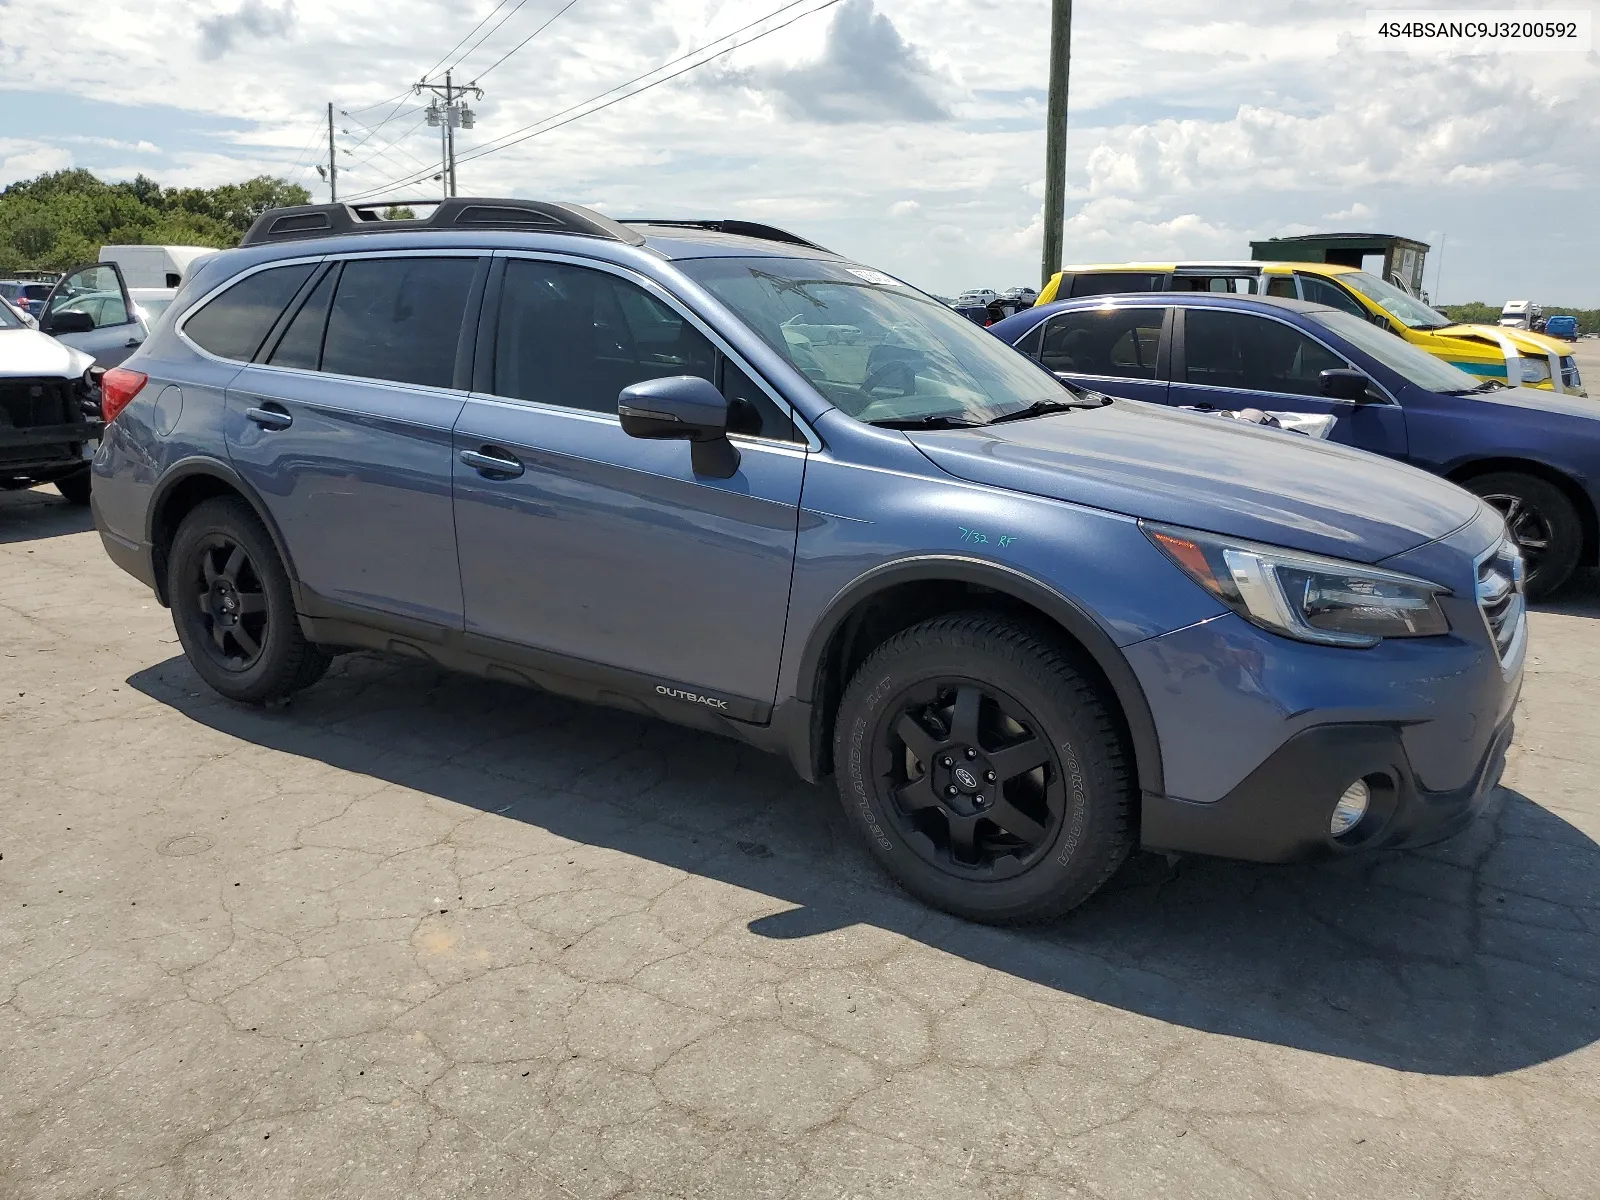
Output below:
[167,497,331,704]
[1464,472,1583,600]
[832,613,1133,924]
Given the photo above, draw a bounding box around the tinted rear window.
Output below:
[183,263,315,361]
[321,257,476,388]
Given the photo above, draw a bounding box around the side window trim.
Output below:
[453,256,493,392]
[481,249,818,449]
[177,254,327,364]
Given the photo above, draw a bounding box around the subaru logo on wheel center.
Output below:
[953,766,979,791]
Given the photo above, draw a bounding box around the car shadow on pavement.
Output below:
[0,486,94,544]
[129,650,1600,1080]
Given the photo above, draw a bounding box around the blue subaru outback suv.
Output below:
[90,199,1525,923]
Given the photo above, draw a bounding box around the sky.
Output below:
[2,0,1597,303]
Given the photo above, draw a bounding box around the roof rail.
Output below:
[620,219,830,252]
[238,198,648,248]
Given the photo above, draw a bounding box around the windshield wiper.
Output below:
[866,414,985,430]
[986,396,1110,425]
[1442,379,1506,395]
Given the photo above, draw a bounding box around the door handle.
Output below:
[460,447,525,478]
[124,338,142,349]
[245,406,293,431]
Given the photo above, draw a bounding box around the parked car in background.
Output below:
[1499,300,1540,329]
[1544,315,1579,340]
[1000,285,1038,307]
[992,291,1600,596]
[37,261,151,368]
[0,279,56,319]
[955,288,998,306]
[0,293,103,504]
[89,197,1522,924]
[129,288,178,326]
[1037,262,1583,395]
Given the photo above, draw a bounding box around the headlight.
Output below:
[1515,357,1551,385]
[1145,523,1451,647]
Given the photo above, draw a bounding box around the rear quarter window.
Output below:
[183,263,316,361]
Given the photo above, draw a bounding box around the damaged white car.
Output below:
[0,297,103,505]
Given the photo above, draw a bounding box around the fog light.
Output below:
[1330,780,1370,837]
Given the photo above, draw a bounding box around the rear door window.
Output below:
[1039,308,1165,379]
[1070,272,1167,298]
[183,263,316,360]
[321,256,476,389]
[266,267,337,370]
[1185,309,1347,395]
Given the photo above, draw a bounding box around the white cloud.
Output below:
[1,0,1596,300]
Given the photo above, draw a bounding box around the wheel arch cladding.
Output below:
[1447,456,1598,566]
[796,557,1164,798]
[148,463,300,607]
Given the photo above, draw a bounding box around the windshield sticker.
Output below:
[847,268,902,287]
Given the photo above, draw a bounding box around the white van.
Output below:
[97,245,216,290]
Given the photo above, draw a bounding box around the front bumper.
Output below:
[1140,713,1515,862]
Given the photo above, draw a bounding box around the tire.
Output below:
[167,497,330,704]
[54,470,92,506]
[832,613,1133,924]
[1464,472,1583,601]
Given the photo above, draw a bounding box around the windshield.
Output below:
[679,257,1064,424]
[1311,309,1486,393]
[1335,270,1451,330]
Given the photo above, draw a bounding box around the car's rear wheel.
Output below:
[832,613,1133,924]
[168,497,330,703]
[54,469,91,506]
[1464,472,1583,600]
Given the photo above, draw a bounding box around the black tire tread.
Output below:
[836,610,1133,924]
[54,471,92,506]
[1464,471,1582,600]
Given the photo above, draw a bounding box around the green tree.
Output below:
[0,168,310,274]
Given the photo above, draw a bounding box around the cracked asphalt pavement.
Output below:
[3,485,1598,1199]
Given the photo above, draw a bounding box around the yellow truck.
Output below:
[1037,261,1584,396]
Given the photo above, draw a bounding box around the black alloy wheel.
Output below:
[874,680,1063,879]
[186,533,270,671]
[833,613,1132,924]
[1465,472,1583,600]
[167,496,331,703]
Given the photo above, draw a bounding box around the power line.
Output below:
[342,115,435,174]
[472,0,584,81]
[422,0,520,82]
[340,105,428,160]
[342,89,413,115]
[339,94,415,153]
[343,0,843,202]
[440,0,535,79]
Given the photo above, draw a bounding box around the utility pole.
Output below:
[418,74,481,199]
[1040,0,1072,290]
[326,101,338,202]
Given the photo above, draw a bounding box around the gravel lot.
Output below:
[3,483,1598,1200]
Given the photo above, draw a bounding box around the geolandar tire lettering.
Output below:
[655,684,728,710]
[831,612,1133,925]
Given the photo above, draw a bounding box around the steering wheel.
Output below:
[861,358,916,396]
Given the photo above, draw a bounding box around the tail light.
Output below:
[100,368,148,424]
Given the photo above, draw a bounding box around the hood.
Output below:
[1460,384,1600,421]
[0,328,95,378]
[907,400,1481,564]
[1436,322,1567,357]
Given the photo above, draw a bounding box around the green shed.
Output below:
[1249,232,1430,295]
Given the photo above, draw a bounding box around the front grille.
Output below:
[0,376,75,431]
[1477,539,1525,661]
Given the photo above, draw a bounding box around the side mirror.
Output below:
[618,375,741,479]
[1319,368,1373,403]
[44,310,96,335]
